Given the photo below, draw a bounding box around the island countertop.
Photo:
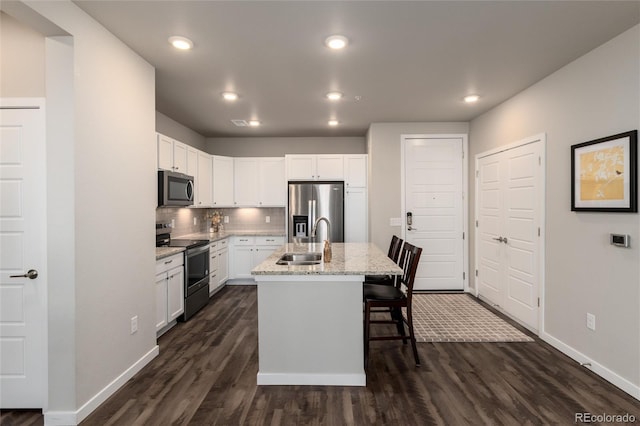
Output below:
[251,242,402,276]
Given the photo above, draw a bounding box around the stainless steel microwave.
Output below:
[158,170,194,207]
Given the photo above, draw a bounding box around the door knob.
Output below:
[10,269,38,279]
[492,237,504,243]
[407,226,418,231]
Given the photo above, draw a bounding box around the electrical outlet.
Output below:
[170,219,175,228]
[224,216,229,223]
[266,216,271,223]
[193,217,197,226]
[586,313,596,331]
[130,316,138,334]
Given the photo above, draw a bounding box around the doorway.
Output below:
[0,99,47,408]
[401,134,468,291]
[475,134,545,331]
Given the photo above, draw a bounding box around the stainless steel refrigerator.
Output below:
[288,182,344,243]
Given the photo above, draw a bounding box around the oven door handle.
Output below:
[187,244,209,256]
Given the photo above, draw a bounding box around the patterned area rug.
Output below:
[409,293,535,342]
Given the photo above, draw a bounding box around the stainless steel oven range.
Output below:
[156,226,210,321]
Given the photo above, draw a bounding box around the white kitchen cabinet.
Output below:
[229,236,285,281]
[155,253,184,334]
[209,238,229,295]
[233,157,286,207]
[344,155,367,188]
[186,146,198,177]
[212,155,234,207]
[233,158,259,206]
[156,133,190,174]
[286,154,344,181]
[196,151,213,207]
[258,158,286,206]
[345,187,368,242]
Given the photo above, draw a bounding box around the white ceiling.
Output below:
[73,1,639,138]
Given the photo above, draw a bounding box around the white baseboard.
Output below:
[225,278,256,285]
[44,345,159,426]
[540,331,639,400]
[257,372,366,386]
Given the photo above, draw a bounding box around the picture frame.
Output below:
[571,130,638,212]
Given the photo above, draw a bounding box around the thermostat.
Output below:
[610,234,630,248]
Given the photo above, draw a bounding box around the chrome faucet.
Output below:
[311,216,331,243]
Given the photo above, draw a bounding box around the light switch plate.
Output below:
[224,216,229,223]
[266,216,271,223]
[586,313,596,331]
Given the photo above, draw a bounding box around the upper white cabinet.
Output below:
[345,186,368,242]
[259,157,286,206]
[212,155,234,207]
[196,151,213,207]
[234,157,286,207]
[156,133,190,174]
[344,155,367,187]
[286,154,343,180]
[186,146,198,178]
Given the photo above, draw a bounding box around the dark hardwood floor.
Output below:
[2,286,639,425]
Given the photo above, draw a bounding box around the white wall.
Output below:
[17,0,158,419]
[469,25,640,392]
[156,111,208,152]
[208,136,365,157]
[367,122,469,250]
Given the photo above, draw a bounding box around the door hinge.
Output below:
[475,220,479,227]
[462,232,465,240]
[537,297,540,307]
[462,151,465,159]
[463,271,466,280]
[475,269,478,277]
[538,227,540,237]
[475,170,479,178]
[538,156,541,165]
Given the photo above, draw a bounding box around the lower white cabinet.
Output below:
[230,236,285,281]
[155,253,184,334]
[209,238,229,294]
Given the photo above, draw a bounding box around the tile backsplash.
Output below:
[156,207,285,237]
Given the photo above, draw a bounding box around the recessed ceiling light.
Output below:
[248,120,261,127]
[464,94,480,103]
[326,92,343,101]
[325,35,348,50]
[168,36,194,50]
[222,92,239,101]
[328,120,339,126]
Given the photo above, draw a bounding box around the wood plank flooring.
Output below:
[2,286,639,425]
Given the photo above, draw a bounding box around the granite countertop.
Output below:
[156,246,185,261]
[251,243,402,276]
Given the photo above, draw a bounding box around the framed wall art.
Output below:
[571,130,637,212]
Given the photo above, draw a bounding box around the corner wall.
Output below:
[469,25,640,394]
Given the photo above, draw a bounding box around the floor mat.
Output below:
[409,293,535,342]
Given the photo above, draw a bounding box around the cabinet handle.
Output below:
[164,260,173,264]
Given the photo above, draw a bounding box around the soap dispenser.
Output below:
[323,240,332,263]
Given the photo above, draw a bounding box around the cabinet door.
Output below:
[218,248,229,284]
[259,158,285,206]
[231,246,254,279]
[186,147,198,178]
[286,155,315,180]
[345,187,368,242]
[167,266,184,321]
[344,155,367,187]
[212,156,234,206]
[197,152,213,207]
[157,134,174,171]
[316,155,344,180]
[209,247,219,293]
[173,141,188,173]
[234,158,259,206]
[155,273,168,331]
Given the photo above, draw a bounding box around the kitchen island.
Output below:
[252,242,402,386]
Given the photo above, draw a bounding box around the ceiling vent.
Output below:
[231,119,249,127]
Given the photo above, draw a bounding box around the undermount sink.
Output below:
[276,252,322,265]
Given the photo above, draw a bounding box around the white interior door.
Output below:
[0,101,46,408]
[476,138,543,330]
[404,137,464,291]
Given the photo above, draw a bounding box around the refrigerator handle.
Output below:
[309,200,316,238]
